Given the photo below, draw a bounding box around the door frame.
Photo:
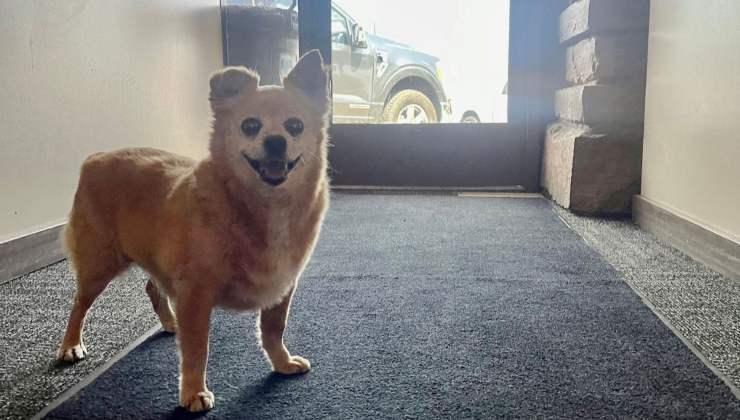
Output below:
[298,0,565,191]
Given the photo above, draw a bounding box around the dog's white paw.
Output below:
[57,344,87,363]
[274,355,311,375]
[181,390,215,412]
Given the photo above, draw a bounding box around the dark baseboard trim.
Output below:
[0,223,66,285]
[331,185,526,195]
[633,195,740,283]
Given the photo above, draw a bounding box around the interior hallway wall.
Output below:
[642,0,740,243]
[0,0,223,242]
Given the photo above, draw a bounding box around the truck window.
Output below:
[331,8,350,45]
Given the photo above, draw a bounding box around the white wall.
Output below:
[642,0,740,243]
[0,0,222,242]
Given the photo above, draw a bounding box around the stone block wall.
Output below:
[542,0,649,214]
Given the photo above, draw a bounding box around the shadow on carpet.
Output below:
[45,195,740,419]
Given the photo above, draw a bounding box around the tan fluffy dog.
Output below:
[57,50,330,412]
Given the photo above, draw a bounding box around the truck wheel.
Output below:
[382,90,438,124]
[461,111,481,123]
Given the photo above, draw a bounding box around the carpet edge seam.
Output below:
[550,202,740,400]
[31,323,163,419]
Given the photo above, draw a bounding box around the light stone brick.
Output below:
[560,0,649,44]
[565,33,648,85]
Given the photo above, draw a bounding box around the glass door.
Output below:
[298,0,561,191]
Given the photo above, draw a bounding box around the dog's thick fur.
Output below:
[57,51,330,412]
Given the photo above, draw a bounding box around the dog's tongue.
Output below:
[262,160,287,179]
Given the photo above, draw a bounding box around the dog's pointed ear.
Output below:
[284,50,329,112]
[209,67,259,109]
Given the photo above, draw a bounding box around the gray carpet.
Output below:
[41,195,740,419]
[555,206,740,392]
[0,263,158,420]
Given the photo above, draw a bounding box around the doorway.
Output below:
[299,0,561,191]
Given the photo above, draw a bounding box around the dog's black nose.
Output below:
[263,135,287,157]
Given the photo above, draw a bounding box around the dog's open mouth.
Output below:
[242,153,302,186]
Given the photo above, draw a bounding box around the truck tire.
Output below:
[382,90,438,123]
[461,111,481,123]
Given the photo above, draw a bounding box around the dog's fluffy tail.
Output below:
[60,152,106,271]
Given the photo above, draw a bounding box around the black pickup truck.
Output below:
[224,0,452,123]
[330,3,452,123]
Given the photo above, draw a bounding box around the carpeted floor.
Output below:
[0,263,157,420]
[555,207,740,393]
[41,195,740,419]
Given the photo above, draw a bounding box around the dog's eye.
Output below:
[241,118,262,137]
[284,118,304,137]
